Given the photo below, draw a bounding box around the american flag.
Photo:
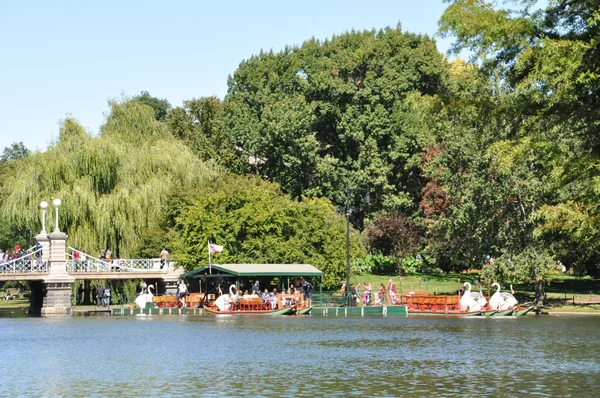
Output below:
[208,243,224,254]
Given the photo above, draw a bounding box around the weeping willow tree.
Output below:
[0,100,218,257]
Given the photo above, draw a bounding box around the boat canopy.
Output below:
[181,263,323,278]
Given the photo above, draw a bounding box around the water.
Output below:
[1,311,599,397]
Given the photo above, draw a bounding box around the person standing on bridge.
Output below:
[160,247,169,269]
[80,249,87,269]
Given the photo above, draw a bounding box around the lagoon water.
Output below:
[1,309,599,397]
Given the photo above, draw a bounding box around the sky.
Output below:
[0,0,454,152]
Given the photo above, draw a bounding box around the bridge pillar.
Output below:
[40,231,75,315]
[35,233,50,265]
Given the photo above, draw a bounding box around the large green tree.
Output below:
[0,100,217,257]
[167,96,245,171]
[225,26,450,215]
[439,0,600,278]
[165,174,364,289]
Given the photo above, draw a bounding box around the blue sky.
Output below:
[0,0,453,152]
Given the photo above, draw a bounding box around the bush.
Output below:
[352,254,398,275]
[399,256,421,275]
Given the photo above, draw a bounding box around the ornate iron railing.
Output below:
[0,247,46,273]
[0,246,172,274]
[66,247,170,272]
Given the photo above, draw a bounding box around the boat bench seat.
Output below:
[240,297,264,310]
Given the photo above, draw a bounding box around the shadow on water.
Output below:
[0,307,32,318]
[0,314,599,397]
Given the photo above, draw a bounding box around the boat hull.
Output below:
[203,306,293,316]
[492,308,515,316]
[406,308,484,317]
[513,305,534,316]
[296,306,313,315]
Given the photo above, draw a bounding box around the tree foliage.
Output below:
[167,96,245,171]
[225,26,450,214]
[438,0,600,277]
[0,102,217,257]
[133,91,172,121]
[166,174,364,289]
[1,142,30,163]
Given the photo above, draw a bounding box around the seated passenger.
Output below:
[269,292,277,310]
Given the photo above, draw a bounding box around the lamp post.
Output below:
[40,201,48,234]
[52,198,62,233]
[345,185,370,307]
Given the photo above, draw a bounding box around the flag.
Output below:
[208,243,223,254]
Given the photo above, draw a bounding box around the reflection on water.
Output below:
[1,312,599,397]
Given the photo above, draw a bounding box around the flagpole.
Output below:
[208,240,212,274]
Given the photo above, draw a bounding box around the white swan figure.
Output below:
[460,282,483,312]
[477,287,488,309]
[489,282,518,310]
[135,285,154,308]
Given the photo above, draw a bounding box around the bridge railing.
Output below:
[0,247,46,273]
[66,247,169,272]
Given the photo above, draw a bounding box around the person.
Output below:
[388,279,397,305]
[176,280,188,307]
[378,283,386,306]
[80,250,87,270]
[251,280,260,295]
[72,249,79,268]
[96,285,104,307]
[363,282,372,306]
[559,260,566,273]
[305,280,313,307]
[353,283,361,307]
[77,284,84,305]
[105,249,112,271]
[103,287,111,307]
[340,283,347,296]
[160,247,169,269]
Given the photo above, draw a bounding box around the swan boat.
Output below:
[203,305,294,316]
[203,293,303,316]
[398,294,485,317]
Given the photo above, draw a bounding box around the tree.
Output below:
[133,91,171,121]
[438,0,600,276]
[0,99,217,258]
[480,247,560,306]
[1,142,30,162]
[165,174,364,289]
[365,212,422,257]
[167,96,245,171]
[225,26,450,214]
[439,0,600,143]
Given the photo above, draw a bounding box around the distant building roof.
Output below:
[181,263,323,278]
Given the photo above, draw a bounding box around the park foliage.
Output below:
[1,1,599,300]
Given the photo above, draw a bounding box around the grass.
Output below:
[0,297,29,308]
[350,272,499,296]
[349,271,600,311]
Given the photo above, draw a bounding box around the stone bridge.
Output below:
[1,230,183,315]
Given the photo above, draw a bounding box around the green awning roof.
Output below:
[181,263,323,279]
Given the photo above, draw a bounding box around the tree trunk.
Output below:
[534,280,546,307]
